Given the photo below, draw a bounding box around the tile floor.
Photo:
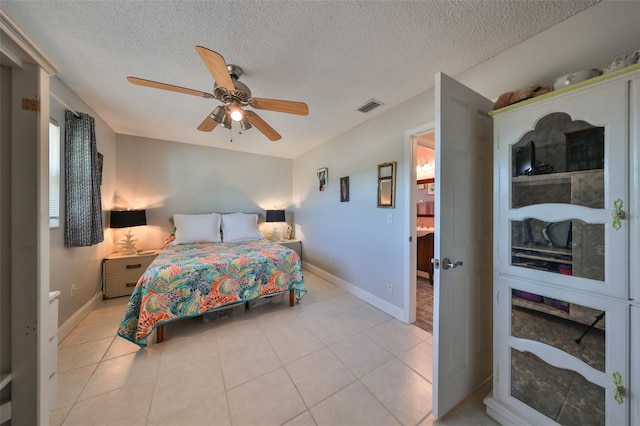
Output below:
[51,271,497,426]
[414,276,433,334]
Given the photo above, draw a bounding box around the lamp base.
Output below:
[270,225,281,242]
[116,229,138,254]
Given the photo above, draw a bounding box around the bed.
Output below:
[117,213,305,347]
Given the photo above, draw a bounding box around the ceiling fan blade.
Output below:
[245,111,281,141]
[249,98,309,115]
[197,112,219,132]
[195,46,235,91]
[127,76,213,98]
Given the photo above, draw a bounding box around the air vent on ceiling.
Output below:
[357,99,383,113]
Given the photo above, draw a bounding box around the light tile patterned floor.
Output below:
[51,271,497,426]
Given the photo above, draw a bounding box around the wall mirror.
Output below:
[377,161,396,208]
[417,178,435,217]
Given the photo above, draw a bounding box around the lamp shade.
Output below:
[210,105,226,124]
[265,209,285,223]
[110,209,147,228]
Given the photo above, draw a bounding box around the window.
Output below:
[49,119,60,227]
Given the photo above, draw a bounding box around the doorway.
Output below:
[414,130,435,333]
[401,73,494,420]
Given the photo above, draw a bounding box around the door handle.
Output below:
[441,258,463,270]
[612,372,625,404]
[612,199,626,230]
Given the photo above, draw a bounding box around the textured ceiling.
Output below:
[1,1,597,159]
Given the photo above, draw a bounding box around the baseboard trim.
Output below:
[302,262,405,321]
[484,396,533,426]
[58,291,103,341]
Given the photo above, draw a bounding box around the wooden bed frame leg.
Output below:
[289,289,295,306]
[156,325,164,344]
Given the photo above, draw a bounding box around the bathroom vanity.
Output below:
[417,228,434,285]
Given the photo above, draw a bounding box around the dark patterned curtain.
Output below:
[64,110,104,247]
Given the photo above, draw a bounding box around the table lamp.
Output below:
[265,209,285,241]
[110,209,147,254]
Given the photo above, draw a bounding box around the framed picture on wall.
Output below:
[377,161,396,208]
[417,178,434,217]
[340,176,349,202]
[317,167,328,191]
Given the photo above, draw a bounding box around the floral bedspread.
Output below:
[117,239,305,346]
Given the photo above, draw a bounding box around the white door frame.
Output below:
[402,121,435,323]
[2,11,57,425]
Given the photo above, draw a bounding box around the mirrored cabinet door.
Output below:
[511,114,604,210]
[496,80,629,299]
[509,113,607,283]
[497,278,629,426]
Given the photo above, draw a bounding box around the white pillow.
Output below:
[172,213,221,244]
[221,213,264,242]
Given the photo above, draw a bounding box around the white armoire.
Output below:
[485,64,640,425]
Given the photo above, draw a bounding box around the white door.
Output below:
[432,72,494,418]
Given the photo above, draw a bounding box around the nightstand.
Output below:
[277,239,302,259]
[102,250,159,299]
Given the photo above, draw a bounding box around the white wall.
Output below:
[293,92,434,314]
[114,135,293,249]
[292,1,640,320]
[49,76,117,326]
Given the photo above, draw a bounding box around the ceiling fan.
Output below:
[127,46,309,141]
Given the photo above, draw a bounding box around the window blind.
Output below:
[49,119,60,227]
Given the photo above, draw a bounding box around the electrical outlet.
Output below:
[387,214,393,224]
[70,284,78,298]
[387,282,393,293]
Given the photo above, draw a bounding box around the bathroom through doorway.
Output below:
[414,128,435,333]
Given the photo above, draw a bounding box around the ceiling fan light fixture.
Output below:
[210,105,226,124]
[220,112,232,129]
[240,116,252,131]
[230,106,244,122]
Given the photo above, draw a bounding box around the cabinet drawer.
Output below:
[104,255,155,278]
[105,275,142,298]
[103,252,157,299]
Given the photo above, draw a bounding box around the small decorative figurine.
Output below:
[286,222,293,240]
